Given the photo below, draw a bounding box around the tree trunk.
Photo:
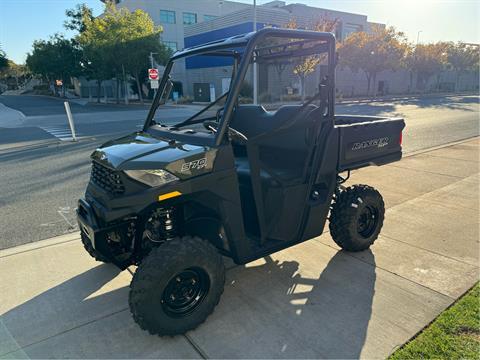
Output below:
[455,71,461,92]
[409,71,414,93]
[88,82,92,103]
[372,73,377,98]
[135,72,144,104]
[122,64,129,105]
[365,73,371,97]
[97,80,101,103]
[103,82,108,103]
[116,76,120,104]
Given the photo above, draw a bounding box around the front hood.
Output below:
[91,132,217,179]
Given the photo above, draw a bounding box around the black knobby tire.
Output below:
[80,232,110,263]
[129,236,225,336]
[329,184,385,252]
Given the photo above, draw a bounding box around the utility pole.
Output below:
[416,30,422,46]
[253,0,258,104]
[150,52,157,69]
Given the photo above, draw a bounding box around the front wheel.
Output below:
[329,184,385,252]
[129,236,225,336]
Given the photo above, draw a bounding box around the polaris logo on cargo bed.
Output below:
[181,158,207,172]
[352,137,390,151]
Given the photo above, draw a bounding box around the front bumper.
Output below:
[77,198,133,269]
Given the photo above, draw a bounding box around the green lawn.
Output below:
[390,283,479,359]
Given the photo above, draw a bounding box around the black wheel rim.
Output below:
[357,205,379,238]
[161,267,210,318]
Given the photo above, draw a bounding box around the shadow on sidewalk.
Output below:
[199,249,377,359]
[1,249,376,359]
[0,264,125,356]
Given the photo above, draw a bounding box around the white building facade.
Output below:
[91,1,477,100]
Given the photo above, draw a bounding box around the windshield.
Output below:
[147,48,244,135]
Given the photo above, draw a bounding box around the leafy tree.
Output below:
[78,3,169,104]
[64,3,94,33]
[78,3,122,102]
[338,25,408,96]
[283,17,339,100]
[446,42,480,91]
[0,46,8,72]
[293,57,320,101]
[26,34,82,96]
[405,42,448,92]
[0,60,28,89]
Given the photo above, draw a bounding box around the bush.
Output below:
[240,82,253,98]
[238,97,253,104]
[176,96,193,104]
[33,84,49,91]
[282,94,301,102]
[258,93,272,103]
[32,84,52,95]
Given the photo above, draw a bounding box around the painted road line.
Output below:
[39,126,83,141]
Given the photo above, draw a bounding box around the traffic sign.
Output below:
[150,80,159,89]
[148,68,159,80]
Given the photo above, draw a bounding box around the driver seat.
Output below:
[232,104,318,187]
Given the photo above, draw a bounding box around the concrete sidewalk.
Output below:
[0,103,25,128]
[1,138,478,359]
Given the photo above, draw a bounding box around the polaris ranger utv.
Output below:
[77,28,405,335]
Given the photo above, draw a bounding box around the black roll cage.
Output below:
[143,28,336,147]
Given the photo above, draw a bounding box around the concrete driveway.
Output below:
[0,138,478,359]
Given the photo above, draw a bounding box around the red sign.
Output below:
[148,68,159,80]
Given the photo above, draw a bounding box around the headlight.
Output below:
[124,169,179,187]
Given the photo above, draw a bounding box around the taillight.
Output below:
[399,131,403,145]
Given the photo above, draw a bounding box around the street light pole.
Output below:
[253,0,258,104]
[416,30,422,45]
[150,52,158,69]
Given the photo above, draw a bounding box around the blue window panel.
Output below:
[184,22,270,69]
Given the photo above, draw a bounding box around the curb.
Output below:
[0,232,80,259]
[404,136,479,157]
[336,91,478,106]
[0,136,477,257]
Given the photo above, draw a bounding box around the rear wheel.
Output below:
[129,236,225,336]
[329,184,385,252]
[80,232,110,263]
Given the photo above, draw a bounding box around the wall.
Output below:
[117,0,249,51]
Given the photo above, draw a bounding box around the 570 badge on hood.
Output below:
[181,158,207,172]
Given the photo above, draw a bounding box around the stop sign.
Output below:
[148,68,159,80]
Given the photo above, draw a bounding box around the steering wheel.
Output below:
[203,120,248,145]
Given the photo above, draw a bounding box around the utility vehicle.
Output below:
[77,28,405,336]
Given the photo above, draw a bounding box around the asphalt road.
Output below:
[0,94,151,116]
[0,94,478,249]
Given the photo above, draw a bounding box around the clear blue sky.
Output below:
[1,0,478,64]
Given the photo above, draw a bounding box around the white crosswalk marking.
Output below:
[39,126,82,141]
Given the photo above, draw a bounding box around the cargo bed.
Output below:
[335,115,405,171]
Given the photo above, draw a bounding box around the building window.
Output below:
[343,23,363,40]
[163,41,178,52]
[203,14,218,22]
[183,12,197,25]
[162,41,178,52]
[160,10,176,24]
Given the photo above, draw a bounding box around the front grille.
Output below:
[90,161,125,195]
